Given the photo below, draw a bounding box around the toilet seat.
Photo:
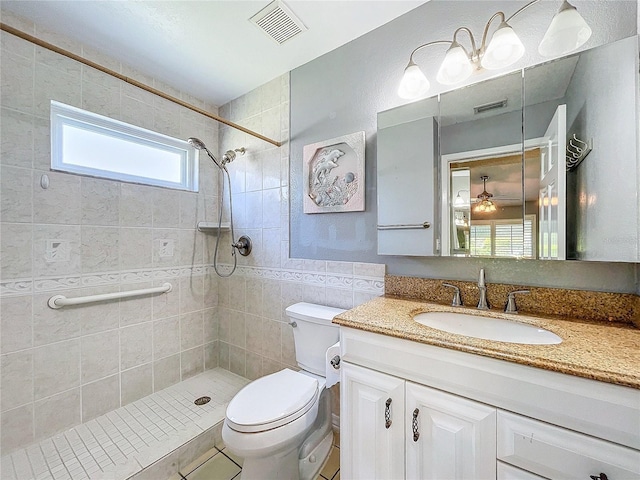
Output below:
[225,369,319,433]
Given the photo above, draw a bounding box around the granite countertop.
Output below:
[333,296,640,389]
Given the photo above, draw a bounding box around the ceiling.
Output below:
[2,0,428,106]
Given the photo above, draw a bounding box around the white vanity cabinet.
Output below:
[339,327,640,480]
[341,362,496,479]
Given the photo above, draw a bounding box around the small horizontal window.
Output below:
[50,101,198,191]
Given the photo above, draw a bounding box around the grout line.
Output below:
[98,415,131,458]
[49,435,75,479]
[220,449,242,469]
[14,448,35,480]
[178,447,220,478]
[8,451,19,480]
[62,431,91,479]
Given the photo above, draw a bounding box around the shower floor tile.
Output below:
[1,368,249,480]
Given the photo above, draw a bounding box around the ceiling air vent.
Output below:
[474,99,508,114]
[250,0,307,45]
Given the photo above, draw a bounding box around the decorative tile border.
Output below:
[1,263,386,297]
[232,264,384,294]
[0,265,211,297]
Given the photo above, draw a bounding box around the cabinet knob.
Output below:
[590,474,608,480]
[385,398,392,429]
[412,408,420,442]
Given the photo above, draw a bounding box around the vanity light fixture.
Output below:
[474,176,497,213]
[454,189,470,207]
[397,0,592,99]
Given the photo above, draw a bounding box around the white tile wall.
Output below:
[0,10,222,455]
[216,76,385,380]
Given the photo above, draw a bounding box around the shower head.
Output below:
[187,137,207,150]
[187,137,222,168]
[222,147,246,165]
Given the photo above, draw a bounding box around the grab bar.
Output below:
[48,283,172,309]
[377,222,431,230]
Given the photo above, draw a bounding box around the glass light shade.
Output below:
[538,1,592,57]
[436,43,473,85]
[398,63,430,99]
[481,22,525,70]
[474,199,496,213]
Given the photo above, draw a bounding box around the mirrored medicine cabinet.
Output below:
[377,35,639,263]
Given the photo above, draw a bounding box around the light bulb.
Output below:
[436,42,473,85]
[539,0,592,57]
[481,22,525,70]
[398,63,430,99]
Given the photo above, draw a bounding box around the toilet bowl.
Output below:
[222,302,345,480]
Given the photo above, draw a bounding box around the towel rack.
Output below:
[566,134,593,171]
[377,222,431,230]
[48,283,172,309]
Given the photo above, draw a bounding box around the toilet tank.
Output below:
[285,302,344,376]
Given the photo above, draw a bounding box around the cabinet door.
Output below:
[341,362,405,480]
[406,382,496,480]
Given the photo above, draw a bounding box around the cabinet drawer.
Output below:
[498,411,640,479]
[497,461,545,480]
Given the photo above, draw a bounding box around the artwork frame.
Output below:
[302,131,365,214]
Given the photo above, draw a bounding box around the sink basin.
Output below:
[414,311,562,345]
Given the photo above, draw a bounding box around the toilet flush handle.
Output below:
[289,321,297,327]
[330,355,341,369]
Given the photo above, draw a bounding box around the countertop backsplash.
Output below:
[385,275,640,327]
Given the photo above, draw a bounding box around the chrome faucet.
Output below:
[504,290,530,314]
[442,283,463,307]
[477,268,489,310]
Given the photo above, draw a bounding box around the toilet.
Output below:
[222,302,345,480]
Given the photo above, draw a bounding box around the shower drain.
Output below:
[194,396,211,406]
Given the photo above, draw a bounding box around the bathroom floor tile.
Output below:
[184,450,241,480]
[319,445,340,480]
[180,447,221,476]
[220,448,244,467]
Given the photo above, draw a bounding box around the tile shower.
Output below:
[0,9,385,476]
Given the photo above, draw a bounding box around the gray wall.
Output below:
[563,37,639,262]
[290,0,640,293]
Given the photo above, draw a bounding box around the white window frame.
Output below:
[50,101,198,191]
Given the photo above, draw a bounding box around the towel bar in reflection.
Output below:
[48,283,172,309]
[377,222,431,230]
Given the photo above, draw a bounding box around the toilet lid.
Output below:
[226,369,319,433]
